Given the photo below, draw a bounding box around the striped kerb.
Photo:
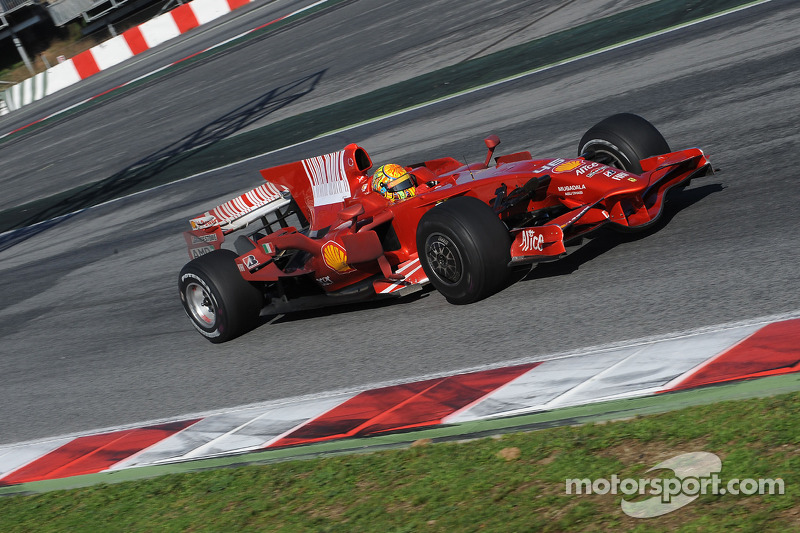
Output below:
[0,420,199,486]
[269,363,539,448]
[663,318,800,391]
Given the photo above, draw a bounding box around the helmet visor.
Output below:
[385,173,417,193]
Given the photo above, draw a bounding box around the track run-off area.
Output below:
[0,0,798,455]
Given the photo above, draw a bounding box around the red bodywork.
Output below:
[183,139,712,302]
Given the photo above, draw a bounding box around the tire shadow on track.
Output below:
[519,182,725,282]
[0,70,327,250]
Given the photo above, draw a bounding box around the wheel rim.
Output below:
[185,282,217,328]
[589,148,625,169]
[426,233,464,285]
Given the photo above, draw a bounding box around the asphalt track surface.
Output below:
[1,0,799,444]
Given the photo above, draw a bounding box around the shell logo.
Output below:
[553,160,583,173]
[322,241,353,273]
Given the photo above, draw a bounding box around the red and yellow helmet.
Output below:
[371,164,417,201]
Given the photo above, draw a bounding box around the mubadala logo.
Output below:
[557,184,586,196]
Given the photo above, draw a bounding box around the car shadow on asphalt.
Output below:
[255,184,724,328]
[517,182,724,282]
[0,70,327,251]
[256,289,435,327]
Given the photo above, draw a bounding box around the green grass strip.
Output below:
[0,0,759,235]
[0,374,798,531]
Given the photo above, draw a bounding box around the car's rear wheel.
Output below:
[416,196,511,304]
[578,113,670,174]
[178,249,263,343]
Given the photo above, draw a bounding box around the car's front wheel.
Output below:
[416,196,511,304]
[178,249,263,343]
[578,113,670,174]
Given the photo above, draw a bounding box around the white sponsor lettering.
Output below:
[521,229,545,252]
[558,184,586,196]
[587,167,604,177]
[576,162,600,175]
[533,158,565,174]
[611,171,630,181]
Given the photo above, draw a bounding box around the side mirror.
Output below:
[338,203,365,222]
[484,134,501,167]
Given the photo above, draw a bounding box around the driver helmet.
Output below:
[371,164,417,201]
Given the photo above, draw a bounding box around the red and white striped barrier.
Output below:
[3,0,254,111]
[1,314,798,488]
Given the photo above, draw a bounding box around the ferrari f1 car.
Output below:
[179,113,712,342]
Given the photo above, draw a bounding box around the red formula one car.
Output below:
[179,114,712,342]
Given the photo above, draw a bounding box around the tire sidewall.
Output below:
[417,196,510,304]
[179,269,229,341]
[178,249,263,343]
[578,113,671,174]
[579,131,641,172]
[418,216,481,302]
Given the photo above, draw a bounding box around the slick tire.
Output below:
[416,196,511,304]
[578,113,671,174]
[178,249,263,343]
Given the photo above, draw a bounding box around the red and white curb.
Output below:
[1,313,798,487]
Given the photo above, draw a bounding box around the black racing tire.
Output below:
[578,113,671,174]
[416,196,511,304]
[178,249,263,343]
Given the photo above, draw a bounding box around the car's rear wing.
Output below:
[183,182,290,259]
[182,144,373,259]
[189,182,290,233]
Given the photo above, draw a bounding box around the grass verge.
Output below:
[0,390,797,531]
